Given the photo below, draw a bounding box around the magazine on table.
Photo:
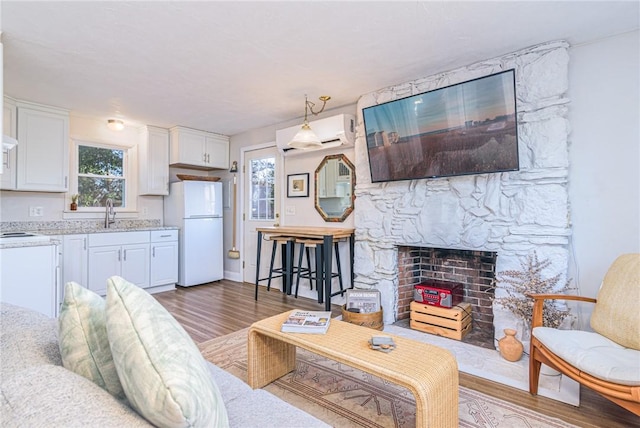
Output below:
[345,289,381,313]
[281,310,332,334]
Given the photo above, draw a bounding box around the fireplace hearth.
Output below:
[397,246,496,349]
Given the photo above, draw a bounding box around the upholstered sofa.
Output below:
[0,301,329,427]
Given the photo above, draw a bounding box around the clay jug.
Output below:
[498,328,524,362]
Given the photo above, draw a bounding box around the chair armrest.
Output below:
[527,293,597,303]
[527,294,597,328]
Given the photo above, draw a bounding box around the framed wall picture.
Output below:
[287,173,309,198]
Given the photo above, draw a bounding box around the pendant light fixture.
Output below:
[288,95,331,149]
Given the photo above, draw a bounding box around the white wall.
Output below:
[567,30,640,302]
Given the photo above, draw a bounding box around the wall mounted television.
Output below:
[363,69,519,183]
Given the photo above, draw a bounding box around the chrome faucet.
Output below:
[105,198,116,228]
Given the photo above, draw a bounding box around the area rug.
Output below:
[199,329,577,428]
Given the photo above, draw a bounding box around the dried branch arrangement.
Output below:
[494,251,574,329]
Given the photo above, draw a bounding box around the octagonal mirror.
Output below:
[314,154,355,222]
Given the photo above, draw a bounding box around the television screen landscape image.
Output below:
[363,69,519,183]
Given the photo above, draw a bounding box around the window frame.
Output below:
[68,139,138,213]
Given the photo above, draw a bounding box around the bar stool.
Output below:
[255,235,295,299]
[294,238,344,302]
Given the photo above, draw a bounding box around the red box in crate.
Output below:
[413,280,463,308]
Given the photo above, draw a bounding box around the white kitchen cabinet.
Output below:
[0,244,58,318]
[139,125,169,196]
[88,245,122,295]
[51,235,64,313]
[205,134,229,169]
[1,96,17,188]
[121,243,150,287]
[62,234,88,289]
[87,231,150,295]
[169,126,229,170]
[16,101,69,192]
[150,230,178,287]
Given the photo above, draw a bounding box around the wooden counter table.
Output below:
[255,226,355,310]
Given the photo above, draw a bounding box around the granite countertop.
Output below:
[34,226,179,236]
[0,220,178,249]
[0,219,178,235]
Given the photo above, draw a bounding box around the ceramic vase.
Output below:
[498,328,524,362]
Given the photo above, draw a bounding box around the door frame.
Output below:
[239,142,285,283]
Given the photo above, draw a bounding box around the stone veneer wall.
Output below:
[352,41,572,346]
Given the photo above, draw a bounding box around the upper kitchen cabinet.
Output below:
[139,125,169,195]
[14,101,70,192]
[1,96,17,189]
[169,126,229,170]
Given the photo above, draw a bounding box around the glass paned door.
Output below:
[243,146,281,285]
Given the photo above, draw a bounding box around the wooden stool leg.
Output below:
[266,240,277,291]
[334,242,344,295]
[315,245,324,304]
[305,247,313,290]
[254,231,263,300]
[295,243,306,298]
[286,239,295,295]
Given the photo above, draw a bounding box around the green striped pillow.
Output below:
[105,276,228,428]
[58,282,125,399]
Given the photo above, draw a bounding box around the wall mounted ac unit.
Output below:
[276,113,355,156]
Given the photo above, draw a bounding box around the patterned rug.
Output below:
[199,328,576,428]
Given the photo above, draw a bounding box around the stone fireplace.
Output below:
[352,40,573,347]
[397,246,496,349]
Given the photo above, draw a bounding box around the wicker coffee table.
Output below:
[247,310,459,427]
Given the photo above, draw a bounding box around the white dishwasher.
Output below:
[0,238,59,318]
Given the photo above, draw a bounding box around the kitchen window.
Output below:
[69,139,137,211]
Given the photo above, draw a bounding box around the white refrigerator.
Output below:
[164,181,223,286]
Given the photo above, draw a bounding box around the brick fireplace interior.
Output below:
[396,246,497,349]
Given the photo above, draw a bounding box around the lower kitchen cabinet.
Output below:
[88,231,150,295]
[62,234,88,288]
[88,243,150,294]
[64,229,178,296]
[150,230,178,287]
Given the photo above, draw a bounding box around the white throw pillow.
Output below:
[105,276,229,428]
[58,281,125,399]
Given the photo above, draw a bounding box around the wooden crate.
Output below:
[409,301,472,340]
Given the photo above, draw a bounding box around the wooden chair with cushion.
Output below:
[528,253,640,416]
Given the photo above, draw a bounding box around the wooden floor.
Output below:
[154,279,639,428]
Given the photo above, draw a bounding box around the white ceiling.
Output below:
[2,1,638,136]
